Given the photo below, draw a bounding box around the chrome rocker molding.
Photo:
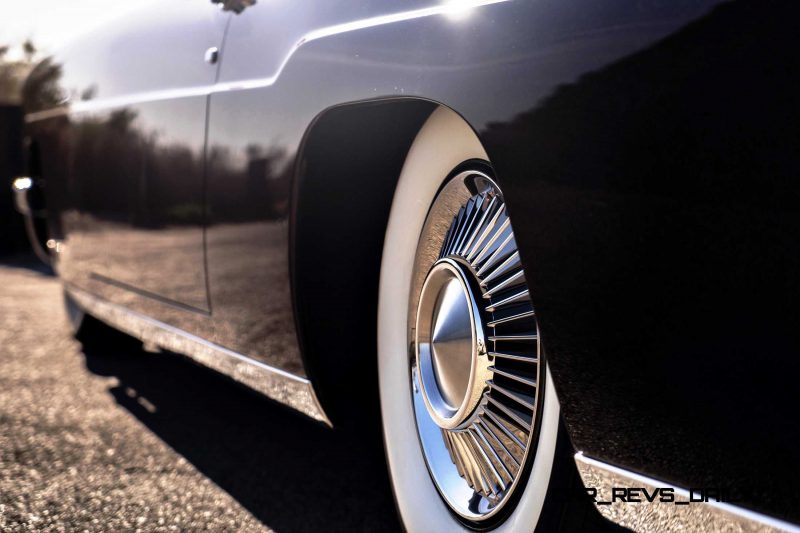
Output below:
[574,452,800,533]
[66,285,332,426]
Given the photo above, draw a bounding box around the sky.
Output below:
[1,0,157,60]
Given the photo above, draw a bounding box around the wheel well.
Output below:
[291,98,437,426]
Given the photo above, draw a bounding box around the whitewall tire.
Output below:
[378,106,562,531]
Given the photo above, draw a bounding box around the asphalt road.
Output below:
[0,255,401,532]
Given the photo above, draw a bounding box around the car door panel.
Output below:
[54,0,227,313]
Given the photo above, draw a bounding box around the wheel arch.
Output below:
[290,97,440,425]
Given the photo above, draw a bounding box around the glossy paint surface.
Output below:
[29,0,228,316]
[484,2,800,524]
[23,0,800,523]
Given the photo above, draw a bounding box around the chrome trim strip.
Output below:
[66,285,332,427]
[574,452,799,533]
[25,0,509,123]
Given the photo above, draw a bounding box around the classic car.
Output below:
[12,0,800,530]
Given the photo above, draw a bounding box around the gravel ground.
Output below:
[0,255,400,532]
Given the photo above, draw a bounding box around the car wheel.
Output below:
[378,106,599,531]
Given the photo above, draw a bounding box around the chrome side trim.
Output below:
[25,0,509,123]
[66,285,332,427]
[574,452,799,533]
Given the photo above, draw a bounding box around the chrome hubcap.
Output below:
[409,170,542,522]
[416,258,491,430]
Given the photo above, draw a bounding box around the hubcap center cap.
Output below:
[416,258,489,429]
[430,276,473,410]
